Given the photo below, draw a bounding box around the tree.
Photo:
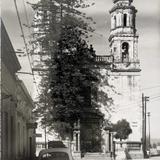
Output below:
[113,119,132,141]
[30,0,113,138]
[152,143,157,149]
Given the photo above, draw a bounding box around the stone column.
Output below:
[130,14,133,27]
[120,14,123,27]
[72,120,81,159]
[127,13,130,26]
[111,17,114,29]
[117,14,120,26]
[105,130,110,152]
[110,132,113,153]
[77,131,80,152]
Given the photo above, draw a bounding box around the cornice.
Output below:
[109,33,138,42]
[110,5,137,14]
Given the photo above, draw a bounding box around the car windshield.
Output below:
[40,152,70,160]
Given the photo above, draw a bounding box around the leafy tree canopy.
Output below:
[31,0,113,138]
[113,119,132,141]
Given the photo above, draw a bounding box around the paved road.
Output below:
[127,156,160,160]
[81,156,160,160]
[149,156,160,159]
[80,154,160,160]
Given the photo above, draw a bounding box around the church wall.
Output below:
[109,72,141,141]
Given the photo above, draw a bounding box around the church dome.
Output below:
[113,0,133,3]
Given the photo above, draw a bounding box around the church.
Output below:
[72,0,142,158]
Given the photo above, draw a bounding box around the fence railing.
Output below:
[95,55,114,64]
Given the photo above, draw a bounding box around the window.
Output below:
[124,14,127,27]
[114,16,116,28]
[122,42,129,62]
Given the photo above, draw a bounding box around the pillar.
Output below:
[105,130,110,152]
[78,132,80,152]
[127,13,130,26]
[72,120,81,159]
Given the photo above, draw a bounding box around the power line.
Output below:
[22,0,31,34]
[150,95,160,100]
[14,0,40,96]
[22,0,35,66]
[115,84,160,96]
[141,85,160,91]
[14,0,32,68]
[116,93,160,112]
[115,92,160,109]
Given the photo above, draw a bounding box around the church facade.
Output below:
[109,0,141,141]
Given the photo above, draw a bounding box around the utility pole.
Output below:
[44,95,47,149]
[142,93,145,157]
[144,96,149,158]
[142,93,149,158]
[147,112,151,157]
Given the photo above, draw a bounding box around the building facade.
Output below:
[109,0,141,141]
[1,21,36,160]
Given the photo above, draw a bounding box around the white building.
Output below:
[1,21,37,160]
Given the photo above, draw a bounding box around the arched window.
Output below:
[114,16,117,28]
[122,42,129,62]
[124,14,127,27]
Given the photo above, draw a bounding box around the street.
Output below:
[81,155,160,160]
[123,156,160,160]
[149,156,160,160]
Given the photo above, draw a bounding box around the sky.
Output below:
[1,0,160,139]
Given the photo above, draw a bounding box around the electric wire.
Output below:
[14,0,40,95]
[114,84,160,96]
[114,91,160,110]
[141,85,160,91]
[116,94,160,112]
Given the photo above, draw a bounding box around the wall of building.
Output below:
[109,72,141,141]
[1,21,36,160]
[1,62,36,160]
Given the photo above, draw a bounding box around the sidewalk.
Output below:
[81,153,112,160]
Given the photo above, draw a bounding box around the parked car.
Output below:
[38,148,74,160]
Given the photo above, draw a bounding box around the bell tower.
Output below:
[109,0,140,71]
[109,0,141,141]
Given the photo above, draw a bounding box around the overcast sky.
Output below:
[1,0,160,139]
